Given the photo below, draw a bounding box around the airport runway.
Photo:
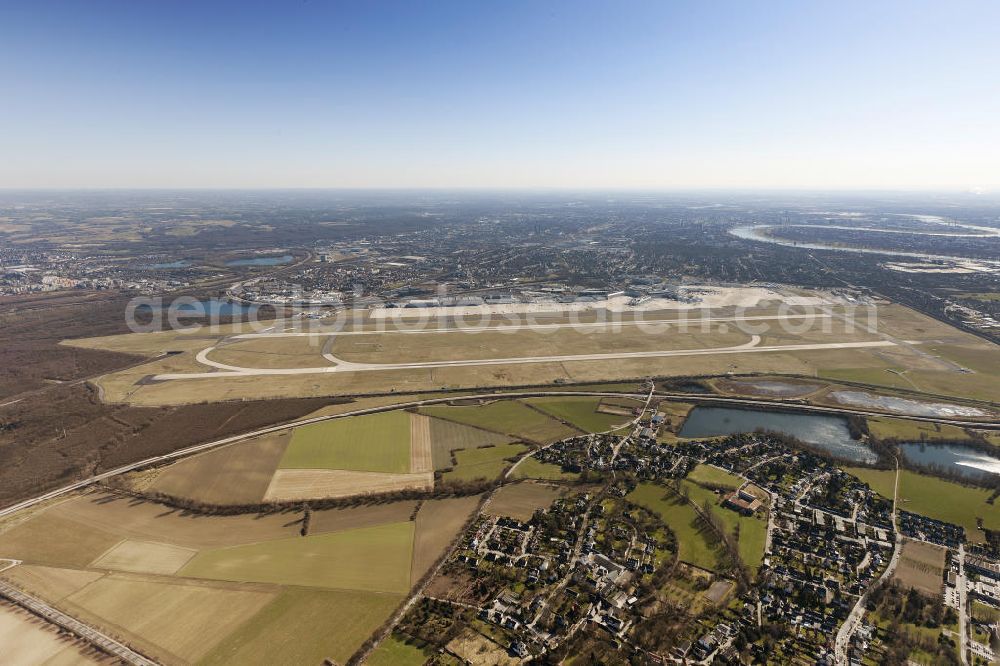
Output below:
[155,336,904,380]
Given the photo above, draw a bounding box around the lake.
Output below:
[136,299,257,316]
[679,406,877,463]
[225,254,294,267]
[899,442,1000,481]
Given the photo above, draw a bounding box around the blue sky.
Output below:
[2,0,998,189]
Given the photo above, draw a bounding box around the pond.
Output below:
[679,406,877,463]
[899,442,1000,481]
[135,299,258,317]
[828,390,989,418]
[225,254,294,267]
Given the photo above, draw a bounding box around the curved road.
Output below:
[3,388,1000,520]
[156,337,912,380]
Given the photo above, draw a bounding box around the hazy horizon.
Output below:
[3,0,999,190]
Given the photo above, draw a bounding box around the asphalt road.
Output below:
[0,573,157,666]
[3,388,1000,520]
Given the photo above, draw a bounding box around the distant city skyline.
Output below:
[2,0,998,190]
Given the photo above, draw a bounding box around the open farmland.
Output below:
[263,468,433,502]
[91,539,197,576]
[148,430,291,504]
[144,409,448,505]
[420,400,576,443]
[200,587,404,666]
[64,575,277,664]
[0,488,468,665]
[442,443,530,482]
[427,416,513,469]
[0,511,124,569]
[487,481,564,521]
[523,396,630,432]
[180,521,415,593]
[865,417,972,442]
[411,495,481,580]
[0,564,104,604]
[844,467,1000,540]
[279,410,411,473]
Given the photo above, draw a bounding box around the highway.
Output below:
[4,388,1000,521]
[0,570,157,666]
[0,386,996,664]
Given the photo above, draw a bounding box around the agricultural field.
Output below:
[441,443,530,483]
[200,588,403,666]
[279,411,411,473]
[866,417,972,442]
[686,464,745,490]
[411,495,481,581]
[420,400,576,443]
[148,431,291,504]
[844,467,1000,540]
[427,416,513,470]
[139,409,465,504]
[127,401,565,506]
[893,539,946,596]
[263,468,433,502]
[487,481,564,522]
[523,396,631,433]
[65,575,277,664]
[92,539,197,576]
[181,521,415,593]
[0,489,477,665]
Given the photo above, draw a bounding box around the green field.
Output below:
[420,400,574,443]
[866,417,971,442]
[180,521,415,593]
[280,411,411,473]
[681,481,767,572]
[427,417,512,470]
[441,443,529,482]
[523,396,629,433]
[972,601,1000,623]
[627,483,722,571]
[686,464,744,490]
[366,635,429,666]
[818,367,915,391]
[844,467,1000,540]
[511,457,580,481]
[201,588,404,666]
